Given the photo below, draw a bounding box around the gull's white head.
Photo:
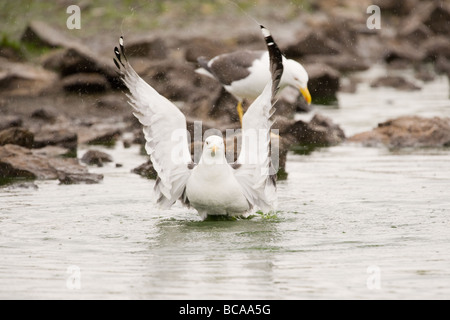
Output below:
[201,135,226,164]
[282,58,311,105]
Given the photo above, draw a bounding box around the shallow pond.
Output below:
[0,67,449,299]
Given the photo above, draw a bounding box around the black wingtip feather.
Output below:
[113,58,120,70]
[119,36,126,58]
[260,26,283,98]
[113,36,128,70]
[114,47,120,59]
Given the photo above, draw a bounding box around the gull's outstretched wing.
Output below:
[233,25,283,212]
[114,37,193,208]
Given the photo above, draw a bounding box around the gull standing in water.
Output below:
[113,25,282,219]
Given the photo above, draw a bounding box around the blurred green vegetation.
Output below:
[0,33,22,52]
[0,31,51,60]
[0,0,312,41]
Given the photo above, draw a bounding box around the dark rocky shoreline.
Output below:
[1,0,449,186]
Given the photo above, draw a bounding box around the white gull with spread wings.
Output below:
[113,25,282,219]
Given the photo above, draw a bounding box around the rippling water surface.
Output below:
[1,68,449,299]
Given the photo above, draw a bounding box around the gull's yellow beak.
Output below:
[299,87,312,105]
[210,144,218,157]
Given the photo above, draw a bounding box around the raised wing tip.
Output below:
[261,26,283,98]
[114,36,127,68]
[260,25,271,38]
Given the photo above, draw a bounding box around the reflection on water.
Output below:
[0,68,449,299]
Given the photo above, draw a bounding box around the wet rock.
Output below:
[2,181,38,190]
[0,57,58,96]
[272,116,296,136]
[306,113,346,145]
[185,117,221,143]
[279,113,345,147]
[414,66,436,83]
[81,149,113,167]
[398,20,433,46]
[181,92,217,121]
[373,0,418,16]
[20,20,74,48]
[214,91,242,123]
[0,145,38,180]
[419,2,450,36]
[124,57,153,76]
[370,76,421,91]
[0,45,22,62]
[125,36,168,59]
[95,94,128,111]
[383,41,426,66]
[273,94,299,119]
[435,56,450,77]
[184,37,231,63]
[422,36,450,62]
[192,86,238,123]
[0,115,22,131]
[0,144,102,183]
[0,127,34,148]
[60,46,101,77]
[321,13,364,50]
[142,60,198,101]
[31,108,57,122]
[233,32,266,49]
[131,128,146,146]
[349,116,450,148]
[77,123,123,146]
[122,139,132,149]
[62,73,110,93]
[40,48,67,71]
[180,68,234,122]
[353,32,386,62]
[132,160,157,180]
[32,127,78,151]
[32,146,71,158]
[41,44,120,88]
[304,63,340,104]
[339,77,358,93]
[283,30,343,59]
[303,54,371,73]
[58,171,104,185]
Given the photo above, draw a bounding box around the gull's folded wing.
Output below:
[114,38,193,208]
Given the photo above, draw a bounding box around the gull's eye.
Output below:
[206,141,209,145]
